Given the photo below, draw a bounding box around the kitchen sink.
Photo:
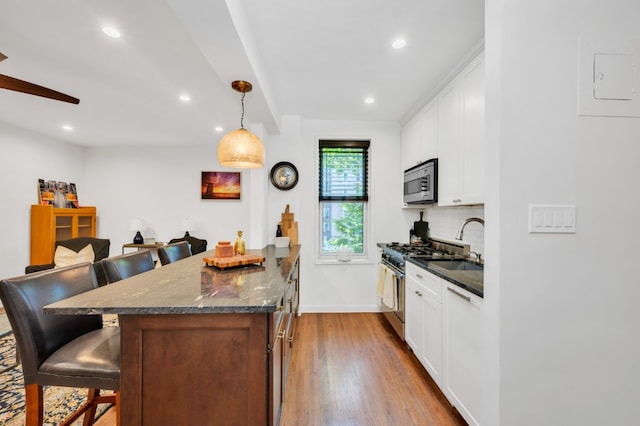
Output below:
[427,260,483,271]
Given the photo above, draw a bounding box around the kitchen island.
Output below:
[44,245,300,426]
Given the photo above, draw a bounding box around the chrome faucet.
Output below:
[455,217,484,241]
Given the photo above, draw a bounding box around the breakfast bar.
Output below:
[44,245,300,426]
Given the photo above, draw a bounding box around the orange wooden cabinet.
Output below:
[30,204,97,264]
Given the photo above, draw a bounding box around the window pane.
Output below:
[321,201,364,254]
[319,140,369,202]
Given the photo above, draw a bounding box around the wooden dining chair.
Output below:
[0,263,120,426]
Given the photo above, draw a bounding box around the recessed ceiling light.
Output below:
[392,39,407,49]
[179,94,191,102]
[364,97,375,104]
[102,26,121,38]
[62,125,73,131]
[215,126,224,132]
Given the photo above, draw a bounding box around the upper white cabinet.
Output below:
[401,50,485,206]
[420,101,439,162]
[401,114,421,171]
[438,52,485,206]
[401,99,439,171]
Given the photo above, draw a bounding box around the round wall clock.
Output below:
[270,161,299,190]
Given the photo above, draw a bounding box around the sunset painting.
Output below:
[201,172,241,200]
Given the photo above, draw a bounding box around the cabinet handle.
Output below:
[447,286,471,303]
[415,290,422,297]
[453,199,462,203]
[416,273,423,279]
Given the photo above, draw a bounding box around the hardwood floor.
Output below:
[280,313,466,426]
[94,313,465,426]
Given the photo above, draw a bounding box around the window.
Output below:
[319,140,369,256]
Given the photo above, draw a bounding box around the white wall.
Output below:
[83,144,267,252]
[264,116,406,312]
[486,0,640,424]
[0,122,86,279]
[80,116,405,313]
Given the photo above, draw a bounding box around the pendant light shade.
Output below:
[218,128,265,168]
[217,80,265,169]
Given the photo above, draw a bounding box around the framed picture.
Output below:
[201,171,241,200]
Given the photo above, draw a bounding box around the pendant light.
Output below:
[217,80,265,168]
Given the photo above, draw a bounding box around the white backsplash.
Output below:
[424,205,485,259]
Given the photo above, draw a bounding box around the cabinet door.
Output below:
[76,213,96,238]
[270,313,285,426]
[419,275,443,386]
[420,100,439,161]
[443,283,483,426]
[404,277,423,355]
[55,214,74,241]
[459,55,485,204]
[401,115,421,171]
[437,81,461,206]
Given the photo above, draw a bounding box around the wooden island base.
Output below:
[120,313,271,425]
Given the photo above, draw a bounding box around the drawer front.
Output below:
[406,262,442,302]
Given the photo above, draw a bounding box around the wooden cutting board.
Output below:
[203,254,265,269]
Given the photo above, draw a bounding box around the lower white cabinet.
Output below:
[443,282,484,426]
[405,262,443,386]
[404,262,484,426]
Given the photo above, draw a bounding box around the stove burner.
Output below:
[383,240,468,265]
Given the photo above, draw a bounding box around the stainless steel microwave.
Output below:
[403,158,438,204]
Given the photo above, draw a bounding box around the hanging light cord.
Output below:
[240,92,246,129]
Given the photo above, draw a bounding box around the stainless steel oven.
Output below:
[379,251,406,340]
[378,238,470,341]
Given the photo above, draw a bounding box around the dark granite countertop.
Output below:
[44,245,300,315]
[406,256,483,298]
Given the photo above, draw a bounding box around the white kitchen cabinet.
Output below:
[443,281,484,426]
[419,100,439,161]
[401,114,421,171]
[405,262,443,386]
[437,52,485,206]
[401,99,439,172]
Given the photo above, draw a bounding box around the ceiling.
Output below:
[0,0,484,147]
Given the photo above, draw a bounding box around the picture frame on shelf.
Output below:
[37,179,80,208]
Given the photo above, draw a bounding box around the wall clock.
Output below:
[270,161,299,190]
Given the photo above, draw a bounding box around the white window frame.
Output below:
[316,139,372,265]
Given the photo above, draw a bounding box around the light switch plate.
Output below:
[529,205,576,233]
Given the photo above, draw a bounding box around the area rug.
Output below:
[0,315,118,425]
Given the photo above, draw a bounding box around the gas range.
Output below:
[381,238,470,271]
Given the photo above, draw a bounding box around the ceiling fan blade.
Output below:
[0,74,79,104]
[0,52,7,62]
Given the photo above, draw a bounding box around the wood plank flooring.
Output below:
[94,313,466,426]
[280,313,466,426]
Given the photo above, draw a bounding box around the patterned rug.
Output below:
[0,315,118,425]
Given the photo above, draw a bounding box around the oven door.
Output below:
[378,261,405,340]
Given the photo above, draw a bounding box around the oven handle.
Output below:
[380,261,404,279]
